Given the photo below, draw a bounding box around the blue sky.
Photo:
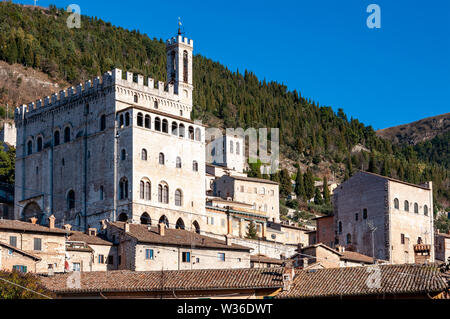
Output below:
[15,0,450,129]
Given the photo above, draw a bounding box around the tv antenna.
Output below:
[367,220,377,263]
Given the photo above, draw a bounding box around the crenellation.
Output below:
[168,83,174,95]
[137,74,144,85]
[35,99,42,109]
[126,71,133,82]
[44,96,50,106]
[67,87,74,97]
[76,83,83,95]
[51,93,58,104]
[93,76,101,88]
[85,80,92,90]
[147,77,154,89]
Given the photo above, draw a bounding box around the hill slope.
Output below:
[376,113,450,145]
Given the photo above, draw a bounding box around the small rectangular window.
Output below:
[363,209,368,219]
[182,252,191,263]
[73,263,81,272]
[355,213,358,221]
[401,234,405,245]
[9,236,17,248]
[108,256,114,265]
[33,238,42,251]
[145,249,154,260]
[13,265,27,273]
[218,253,225,261]
[98,255,104,264]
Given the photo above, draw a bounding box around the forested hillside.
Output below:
[0,2,448,210]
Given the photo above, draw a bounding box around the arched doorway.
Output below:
[118,212,128,222]
[175,218,185,230]
[140,213,151,225]
[21,202,43,224]
[192,221,200,234]
[159,215,169,228]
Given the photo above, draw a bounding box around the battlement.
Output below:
[15,68,192,120]
[15,71,114,119]
[166,35,194,48]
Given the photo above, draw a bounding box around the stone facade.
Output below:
[333,171,434,264]
[214,175,280,222]
[14,33,206,233]
[314,215,335,248]
[208,134,245,173]
[0,242,40,273]
[435,232,450,262]
[0,121,16,146]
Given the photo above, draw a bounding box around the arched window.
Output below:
[183,50,188,83]
[37,137,43,152]
[54,131,60,146]
[140,181,145,199]
[188,126,194,140]
[119,114,124,128]
[141,149,147,161]
[159,153,165,165]
[404,200,409,212]
[176,218,185,229]
[145,115,150,129]
[121,149,126,161]
[193,221,200,234]
[158,184,163,202]
[134,94,138,103]
[154,101,158,109]
[230,141,234,154]
[137,113,143,127]
[346,233,352,245]
[155,117,161,131]
[145,182,151,200]
[175,189,183,206]
[179,124,185,138]
[140,213,151,225]
[159,215,169,228]
[64,127,71,143]
[176,157,182,168]
[169,51,176,82]
[162,119,168,133]
[414,203,419,214]
[119,177,128,200]
[67,190,75,210]
[27,141,33,155]
[163,185,169,204]
[118,213,128,222]
[192,161,198,172]
[195,128,201,141]
[394,198,399,209]
[100,115,106,131]
[338,221,342,234]
[172,122,178,136]
[125,112,130,126]
[424,205,428,216]
[236,142,240,155]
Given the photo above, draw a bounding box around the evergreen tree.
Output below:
[294,166,305,198]
[314,187,323,205]
[246,221,258,239]
[368,153,377,173]
[322,176,330,205]
[279,168,293,198]
[381,159,391,177]
[304,169,315,200]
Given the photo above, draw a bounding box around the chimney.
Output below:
[158,223,165,236]
[302,257,308,268]
[225,234,232,246]
[100,219,108,231]
[64,224,72,231]
[47,264,54,277]
[282,260,295,291]
[29,217,38,225]
[87,228,97,236]
[48,215,56,229]
[124,222,130,233]
[336,245,345,253]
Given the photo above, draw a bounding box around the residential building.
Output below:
[313,215,335,248]
[266,221,309,246]
[0,216,67,273]
[105,221,251,271]
[0,241,41,273]
[435,231,450,262]
[333,171,434,264]
[250,254,284,268]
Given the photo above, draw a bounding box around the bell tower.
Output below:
[166,22,194,106]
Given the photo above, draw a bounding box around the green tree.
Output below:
[246,221,258,239]
[303,169,315,200]
[322,176,330,205]
[368,153,377,173]
[279,168,293,197]
[314,187,323,205]
[0,145,15,184]
[294,166,305,198]
[0,270,54,299]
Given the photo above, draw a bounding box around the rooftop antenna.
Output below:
[367,220,377,263]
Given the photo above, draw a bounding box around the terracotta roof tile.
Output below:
[112,222,250,251]
[40,268,284,293]
[0,219,68,235]
[68,231,113,246]
[250,255,284,265]
[341,251,374,264]
[276,264,448,299]
[0,241,41,261]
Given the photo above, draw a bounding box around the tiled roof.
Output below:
[111,222,250,251]
[0,241,41,261]
[341,251,374,264]
[250,255,284,265]
[40,268,285,293]
[357,171,431,190]
[0,219,68,235]
[276,264,448,299]
[68,231,113,246]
